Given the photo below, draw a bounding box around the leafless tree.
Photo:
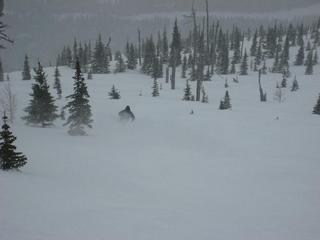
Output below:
[0,81,16,123]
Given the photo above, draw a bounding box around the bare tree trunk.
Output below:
[138,28,141,66]
[171,51,176,90]
[258,70,267,102]
[240,33,244,58]
[165,65,169,83]
[192,6,197,83]
[0,81,16,123]
[206,0,210,61]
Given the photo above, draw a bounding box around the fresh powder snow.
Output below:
[0,58,320,239]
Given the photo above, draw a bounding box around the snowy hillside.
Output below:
[1,58,320,239]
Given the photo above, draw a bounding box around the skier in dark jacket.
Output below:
[119,105,135,121]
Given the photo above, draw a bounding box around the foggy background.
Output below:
[2,0,320,71]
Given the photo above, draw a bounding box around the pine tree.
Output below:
[64,60,93,136]
[22,54,31,80]
[183,80,193,101]
[53,66,62,99]
[170,18,182,67]
[240,49,248,75]
[152,78,159,97]
[141,36,156,75]
[305,50,314,75]
[279,34,290,72]
[272,42,282,73]
[250,30,258,57]
[23,62,58,127]
[162,27,169,64]
[281,73,287,88]
[0,114,27,170]
[73,38,78,68]
[127,44,138,70]
[92,34,109,74]
[66,46,72,67]
[291,76,299,92]
[216,30,229,75]
[254,43,262,71]
[295,44,304,66]
[219,90,231,110]
[297,24,304,47]
[313,94,320,115]
[0,59,4,81]
[204,67,211,81]
[108,85,121,99]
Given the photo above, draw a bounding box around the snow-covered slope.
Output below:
[0,59,320,239]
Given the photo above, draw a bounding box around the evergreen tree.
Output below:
[305,50,314,75]
[22,54,31,80]
[297,24,304,47]
[291,76,299,92]
[127,44,138,70]
[141,36,156,75]
[204,67,211,81]
[216,30,229,74]
[281,73,287,88]
[125,41,130,57]
[294,44,304,66]
[151,56,160,80]
[162,27,169,63]
[92,34,109,74]
[53,66,62,99]
[250,30,258,57]
[0,114,27,170]
[64,60,93,136]
[66,46,73,67]
[254,42,262,71]
[0,58,3,81]
[23,62,58,127]
[279,34,290,72]
[108,85,121,99]
[183,80,193,101]
[73,38,78,68]
[219,90,231,110]
[170,18,182,67]
[272,42,282,73]
[313,94,320,115]
[240,49,248,75]
[152,78,160,97]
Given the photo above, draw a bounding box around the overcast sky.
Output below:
[6,0,320,14]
